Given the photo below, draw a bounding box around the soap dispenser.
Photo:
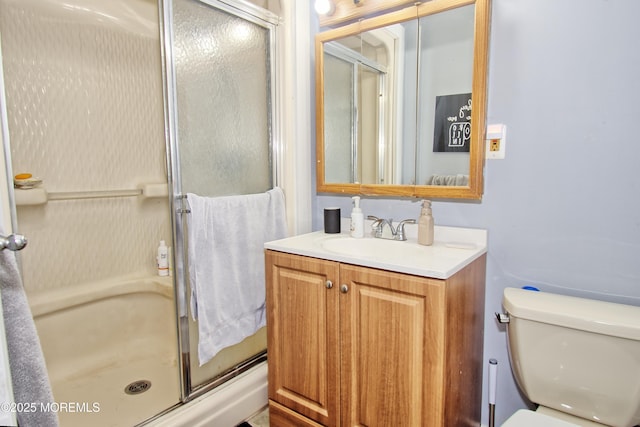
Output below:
[350,196,364,238]
[418,200,434,246]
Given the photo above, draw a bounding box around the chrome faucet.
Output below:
[367,216,416,241]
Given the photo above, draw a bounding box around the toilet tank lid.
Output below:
[503,288,640,341]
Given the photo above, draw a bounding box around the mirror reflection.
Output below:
[323,5,475,186]
[416,4,475,186]
[323,20,418,185]
[317,0,488,199]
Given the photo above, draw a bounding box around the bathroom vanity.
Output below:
[264,225,487,426]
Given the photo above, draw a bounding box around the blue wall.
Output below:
[312,0,640,424]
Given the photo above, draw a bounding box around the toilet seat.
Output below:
[502,409,580,427]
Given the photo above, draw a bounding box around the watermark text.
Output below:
[1,402,100,413]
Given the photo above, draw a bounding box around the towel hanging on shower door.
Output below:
[186,187,287,366]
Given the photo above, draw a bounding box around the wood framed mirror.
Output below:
[315,0,490,199]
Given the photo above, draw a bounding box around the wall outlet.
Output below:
[486,124,506,159]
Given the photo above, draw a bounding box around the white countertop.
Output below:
[265,221,487,279]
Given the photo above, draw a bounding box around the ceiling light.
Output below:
[315,0,335,16]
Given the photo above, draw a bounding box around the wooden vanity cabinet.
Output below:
[265,249,486,427]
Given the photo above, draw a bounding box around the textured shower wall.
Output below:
[0,0,170,292]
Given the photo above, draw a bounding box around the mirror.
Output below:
[322,19,418,186]
[316,0,490,199]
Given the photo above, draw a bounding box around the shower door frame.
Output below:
[159,0,282,402]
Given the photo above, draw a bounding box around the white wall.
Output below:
[0,0,170,292]
[313,0,640,424]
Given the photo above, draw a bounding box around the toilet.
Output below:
[499,287,640,427]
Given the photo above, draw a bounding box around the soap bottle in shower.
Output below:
[157,240,169,277]
[418,200,434,246]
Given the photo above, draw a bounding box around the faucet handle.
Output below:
[395,219,416,241]
[367,215,384,237]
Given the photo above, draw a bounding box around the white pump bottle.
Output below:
[157,240,169,276]
[350,196,364,238]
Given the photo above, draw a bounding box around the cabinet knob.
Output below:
[340,284,349,293]
[325,280,333,289]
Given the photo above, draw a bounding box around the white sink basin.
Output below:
[265,226,487,279]
[321,236,419,259]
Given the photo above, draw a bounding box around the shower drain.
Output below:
[124,380,152,395]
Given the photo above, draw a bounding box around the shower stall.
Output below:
[0,0,283,425]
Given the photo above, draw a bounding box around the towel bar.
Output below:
[177,194,190,213]
[0,234,27,251]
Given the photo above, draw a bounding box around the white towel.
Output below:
[187,187,287,366]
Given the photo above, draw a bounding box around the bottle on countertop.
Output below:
[157,240,169,277]
[350,196,364,238]
[418,200,434,246]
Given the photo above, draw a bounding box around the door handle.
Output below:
[0,234,27,251]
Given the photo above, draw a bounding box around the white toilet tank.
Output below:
[503,287,640,427]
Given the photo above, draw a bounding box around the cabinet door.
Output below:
[339,264,446,427]
[266,251,341,426]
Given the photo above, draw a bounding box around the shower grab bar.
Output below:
[14,183,169,205]
[47,189,142,201]
[0,234,27,251]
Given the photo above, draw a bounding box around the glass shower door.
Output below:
[162,0,278,398]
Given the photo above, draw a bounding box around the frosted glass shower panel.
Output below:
[173,0,272,197]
